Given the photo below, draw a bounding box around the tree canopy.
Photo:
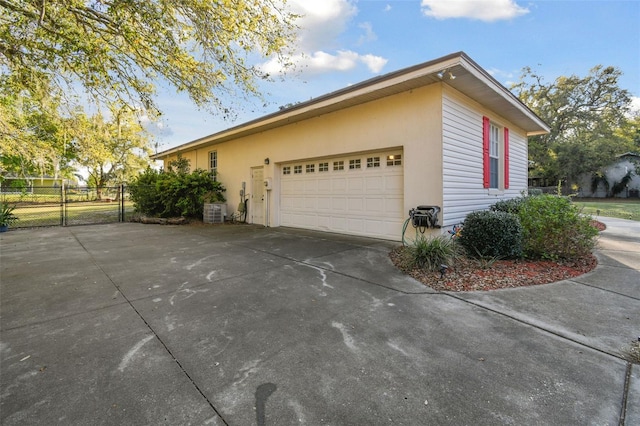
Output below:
[0,0,297,117]
[512,65,637,188]
[72,105,152,197]
[0,0,297,184]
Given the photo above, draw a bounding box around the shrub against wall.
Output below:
[129,167,226,218]
[490,197,526,215]
[459,210,523,259]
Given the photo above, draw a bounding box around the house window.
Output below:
[387,154,402,166]
[489,124,500,189]
[209,151,217,172]
[294,165,302,174]
[367,157,380,168]
[483,116,510,190]
[319,162,329,172]
[349,159,361,170]
[333,161,344,171]
[306,164,315,173]
[283,166,291,175]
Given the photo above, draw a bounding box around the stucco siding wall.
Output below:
[442,87,528,227]
[164,84,443,232]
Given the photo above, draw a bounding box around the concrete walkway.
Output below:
[0,218,638,425]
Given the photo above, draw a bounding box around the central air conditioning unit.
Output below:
[203,203,227,224]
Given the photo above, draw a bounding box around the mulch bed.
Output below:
[389,220,605,292]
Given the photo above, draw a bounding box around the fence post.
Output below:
[120,184,125,222]
[61,182,66,226]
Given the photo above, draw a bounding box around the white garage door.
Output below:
[280,150,404,240]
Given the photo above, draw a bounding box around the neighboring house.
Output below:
[153,52,549,241]
[578,152,640,198]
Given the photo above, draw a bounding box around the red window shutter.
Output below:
[482,116,490,188]
[504,127,510,189]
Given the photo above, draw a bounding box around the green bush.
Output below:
[129,166,226,218]
[128,168,164,216]
[517,194,598,260]
[406,235,459,271]
[459,210,523,259]
[490,197,526,215]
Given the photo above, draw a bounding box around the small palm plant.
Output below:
[0,202,19,230]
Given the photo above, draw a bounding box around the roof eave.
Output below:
[153,52,550,160]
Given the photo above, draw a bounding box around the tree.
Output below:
[0,0,297,119]
[71,105,152,199]
[1,1,297,183]
[0,80,75,180]
[512,66,634,188]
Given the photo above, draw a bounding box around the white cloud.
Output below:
[420,0,529,22]
[384,4,392,12]
[261,50,387,76]
[357,22,377,45]
[288,0,358,51]
[360,54,388,73]
[262,0,388,76]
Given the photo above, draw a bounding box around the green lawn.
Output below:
[11,201,135,228]
[573,198,640,221]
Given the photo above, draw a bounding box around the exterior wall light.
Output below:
[264,158,270,165]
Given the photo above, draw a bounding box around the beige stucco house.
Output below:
[154,52,549,241]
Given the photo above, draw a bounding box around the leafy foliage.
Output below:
[459,210,523,259]
[512,65,636,187]
[517,194,598,260]
[404,235,460,271]
[71,105,153,198]
[1,0,297,186]
[490,197,526,215]
[129,165,226,218]
[0,0,297,118]
[610,170,635,197]
[0,202,18,226]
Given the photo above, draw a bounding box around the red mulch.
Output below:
[389,221,605,292]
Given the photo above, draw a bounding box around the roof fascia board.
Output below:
[458,53,550,135]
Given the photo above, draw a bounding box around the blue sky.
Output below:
[151,0,640,151]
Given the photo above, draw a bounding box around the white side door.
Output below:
[251,167,265,225]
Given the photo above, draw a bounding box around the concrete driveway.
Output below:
[1,219,638,425]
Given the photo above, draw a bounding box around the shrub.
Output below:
[406,235,459,271]
[128,167,164,216]
[490,197,526,215]
[517,194,598,260]
[129,166,226,218]
[459,210,523,259]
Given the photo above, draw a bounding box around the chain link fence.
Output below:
[1,185,133,229]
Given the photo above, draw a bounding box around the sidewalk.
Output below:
[0,217,638,425]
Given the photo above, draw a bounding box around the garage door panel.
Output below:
[332,177,347,191]
[385,197,404,216]
[316,196,333,213]
[304,179,317,192]
[280,150,403,240]
[303,196,316,210]
[385,174,403,191]
[347,177,364,192]
[348,197,364,213]
[347,218,364,233]
[317,178,332,192]
[332,197,347,212]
